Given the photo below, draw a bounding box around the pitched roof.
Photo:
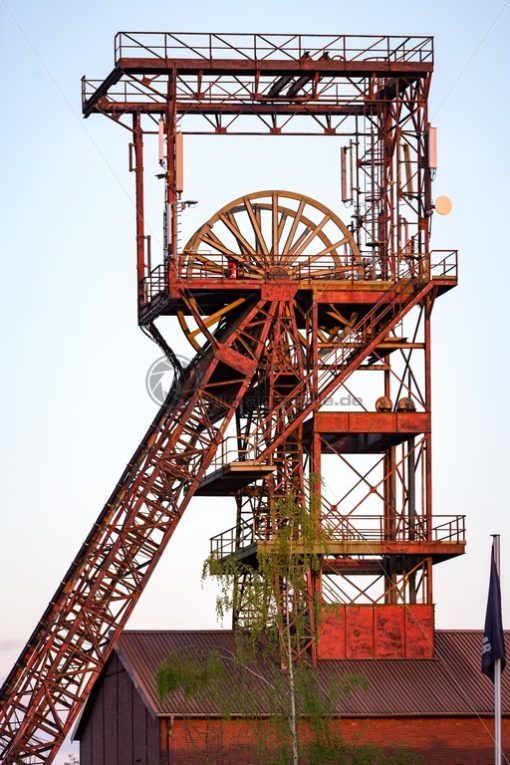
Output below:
[114,629,510,718]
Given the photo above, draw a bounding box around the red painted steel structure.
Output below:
[0,32,461,763]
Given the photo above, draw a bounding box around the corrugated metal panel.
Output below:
[116,630,271,717]
[115,630,510,718]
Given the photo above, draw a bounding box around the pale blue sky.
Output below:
[1,2,509,761]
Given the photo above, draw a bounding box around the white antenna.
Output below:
[158,118,165,165]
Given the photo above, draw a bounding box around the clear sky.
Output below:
[1,1,510,762]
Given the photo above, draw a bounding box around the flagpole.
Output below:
[493,534,502,765]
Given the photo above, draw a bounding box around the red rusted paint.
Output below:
[346,606,375,659]
[261,283,298,300]
[312,411,431,434]
[318,604,435,660]
[375,605,405,658]
[405,604,435,658]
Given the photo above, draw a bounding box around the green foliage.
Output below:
[157,648,224,700]
[156,643,423,764]
[164,489,423,765]
[341,744,426,765]
[204,486,331,659]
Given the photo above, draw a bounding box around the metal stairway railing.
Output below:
[252,258,442,463]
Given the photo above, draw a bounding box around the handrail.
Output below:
[210,435,259,468]
[178,252,365,282]
[176,250,457,282]
[142,263,166,302]
[210,518,254,560]
[320,513,466,544]
[113,32,433,66]
[140,250,457,302]
[429,249,457,278]
[210,513,466,560]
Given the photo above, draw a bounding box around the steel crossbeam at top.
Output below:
[82,31,434,134]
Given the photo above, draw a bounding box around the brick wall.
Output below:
[169,715,510,765]
[339,717,508,764]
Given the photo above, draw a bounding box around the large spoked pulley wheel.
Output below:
[181,189,361,281]
[177,190,362,350]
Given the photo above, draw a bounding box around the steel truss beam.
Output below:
[0,299,276,764]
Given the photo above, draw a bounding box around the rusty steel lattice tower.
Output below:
[0,33,463,764]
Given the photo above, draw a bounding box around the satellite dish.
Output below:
[435,196,452,216]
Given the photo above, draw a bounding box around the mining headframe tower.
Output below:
[0,32,463,764]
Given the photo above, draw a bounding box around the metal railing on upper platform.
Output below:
[179,249,457,282]
[210,512,466,561]
[140,249,457,305]
[114,32,433,65]
[210,519,255,560]
[320,512,466,544]
[143,263,166,302]
[429,249,457,279]
[210,436,260,469]
[178,252,365,281]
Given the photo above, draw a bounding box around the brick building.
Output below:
[74,629,510,764]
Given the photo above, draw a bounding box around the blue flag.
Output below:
[481,544,506,682]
